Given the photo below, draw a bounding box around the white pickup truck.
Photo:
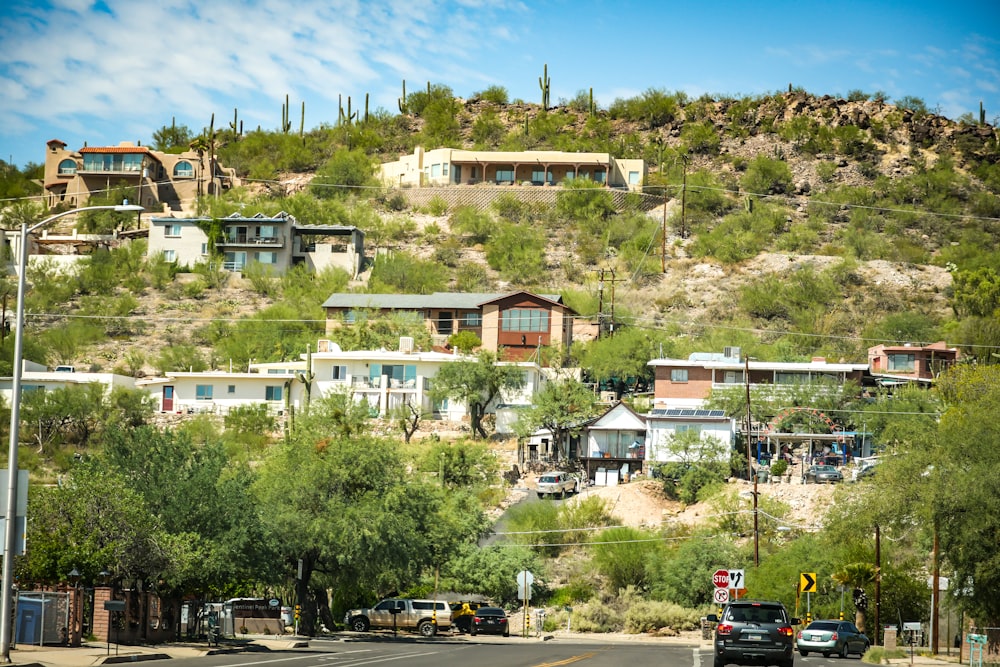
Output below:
[536,471,579,499]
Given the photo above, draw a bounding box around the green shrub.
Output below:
[424,196,449,216]
[623,599,702,634]
[816,161,838,182]
[742,156,793,195]
[681,120,721,154]
[770,459,789,476]
[484,222,546,284]
[477,85,509,105]
[862,646,907,664]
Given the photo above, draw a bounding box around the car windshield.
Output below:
[815,466,837,472]
[476,608,505,617]
[539,475,557,483]
[808,621,839,630]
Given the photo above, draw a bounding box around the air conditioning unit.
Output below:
[723,346,741,360]
[600,391,617,403]
[399,336,414,354]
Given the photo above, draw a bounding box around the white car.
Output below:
[536,471,578,498]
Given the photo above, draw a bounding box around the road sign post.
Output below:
[800,573,817,622]
[714,588,730,604]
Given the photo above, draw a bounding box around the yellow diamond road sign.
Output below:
[800,572,817,593]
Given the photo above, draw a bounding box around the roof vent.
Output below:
[723,346,741,360]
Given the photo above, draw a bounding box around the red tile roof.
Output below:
[79,146,152,154]
[47,139,67,147]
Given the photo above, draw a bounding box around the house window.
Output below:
[495,166,514,183]
[201,243,208,255]
[165,224,182,237]
[675,424,702,435]
[670,369,689,382]
[254,251,278,264]
[195,385,213,400]
[258,225,276,241]
[163,250,176,262]
[531,168,546,184]
[594,169,606,183]
[462,312,483,327]
[628,170,640,185]
[173,161,194,178]
[227,385,236,394]
[887,354,916,372]
[443,163,449,176]
[431,163,442,177]
[775,372,808,384]
[501,308,549,332]
[58,159,77,175]
[331,365,348,381]
[265,385,283,401]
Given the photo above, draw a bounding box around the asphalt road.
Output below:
[183,637,872,667]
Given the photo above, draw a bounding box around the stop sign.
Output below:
[713,569,730,588]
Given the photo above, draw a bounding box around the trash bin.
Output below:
[701,617,714,640]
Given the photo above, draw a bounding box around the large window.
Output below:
[265,385,283,401]
[628,170,640,185]
[670,369,689,382]
[195,385,213,400]
[163,250,176,262]
[58,159,77,175]
[254,251,278,264]
[331,365,348,381]
[165,224,182,237]
[82,153,143,172]
[462,312,483,327]
[775,372,809,384]
[501,308,549,332]
[370,364,416,387]
[531,168,546,184]
[173,161,194,177]
[495,166,514,183]
[887,354,916,372]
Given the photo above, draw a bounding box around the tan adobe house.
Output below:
[648,349,870,409]
[148,211,365,277]
[321,290,575,362]
[381,147,647,190]
[42,139,237,213]
[867,341,960,382]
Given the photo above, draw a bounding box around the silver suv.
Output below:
[536,471,578,499]
[707,600,799,667]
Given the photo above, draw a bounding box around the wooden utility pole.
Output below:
[680,154,689,239]
[596,269,620,338]
[745,354,758,566]
[875,524,881,645]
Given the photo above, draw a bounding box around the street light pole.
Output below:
[1,202,143,662]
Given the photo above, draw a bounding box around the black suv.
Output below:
[707,600,799,667]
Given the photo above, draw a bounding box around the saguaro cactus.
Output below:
[539,63,551,110]
[281,94,292,133]
[398,79,408,113]
[300,101,305,144]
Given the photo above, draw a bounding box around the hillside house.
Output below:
[381,147,647,191]
[648,349,870,409]
[644,408,736,465]
[579,402,648,484]
[0,361,137,403]
[42,139,237,213]
[321,290,575,362]
[148,211,365,277]
[867,341,960,383]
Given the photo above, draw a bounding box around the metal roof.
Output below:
[321,291,564,310]
[648,408,728,418]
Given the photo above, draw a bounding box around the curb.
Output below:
[101,653,172,665]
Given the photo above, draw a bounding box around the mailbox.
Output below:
[967,634,987,644]
[104,601,126,612]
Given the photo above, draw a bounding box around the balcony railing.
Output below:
[218,235,282,246]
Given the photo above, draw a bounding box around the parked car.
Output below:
[796,620,870,657]
[536,471,578,498]
[450,600,485,633]
[851,465,878,482]
[707,599,799,667]
[344,598,451,636]
[470,606,509,636]
[805,464,843,484]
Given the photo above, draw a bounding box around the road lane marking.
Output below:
[532,652,598,666]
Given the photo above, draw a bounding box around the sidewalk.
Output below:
[6,637,308,667]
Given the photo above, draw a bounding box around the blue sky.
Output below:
[1,0,998,170]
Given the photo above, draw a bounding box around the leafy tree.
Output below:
[476,85,509,105]
[389,399,425,444]
[442,544,540,604]
[310,148,377,199]
[576,325,665,392]
[254,393,481,634]
[328,312,434,352]
[471,107,506,149]
[152,121,194,152]
[520,377,601,459]
[647,530,747,606]
[831,563,877,632]
[367,251,448,294]
[555,178,615,223]
[449,206,494,245]
[592,526,660,591]
[448,330,481,354]
[19,463,169,586]
[741,156,793,195]
[483,222,546,284]
[416,438,499,488]
[429,350,525,438]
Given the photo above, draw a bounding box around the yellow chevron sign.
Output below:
[800,572,817,593]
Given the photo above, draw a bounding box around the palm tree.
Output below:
[188,136,210,200]
[831,563,877,632]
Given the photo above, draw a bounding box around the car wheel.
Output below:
[470,627,477,636]
[713,657,726,667]
[823,652,831,658]
[840,643,849,658]
[860,641,870,656]
[799,650,809,657]
[418,621,436,637]
[349,616,370,632]
[503,629,509,637]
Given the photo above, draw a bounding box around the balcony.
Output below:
[217,234,283,247]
